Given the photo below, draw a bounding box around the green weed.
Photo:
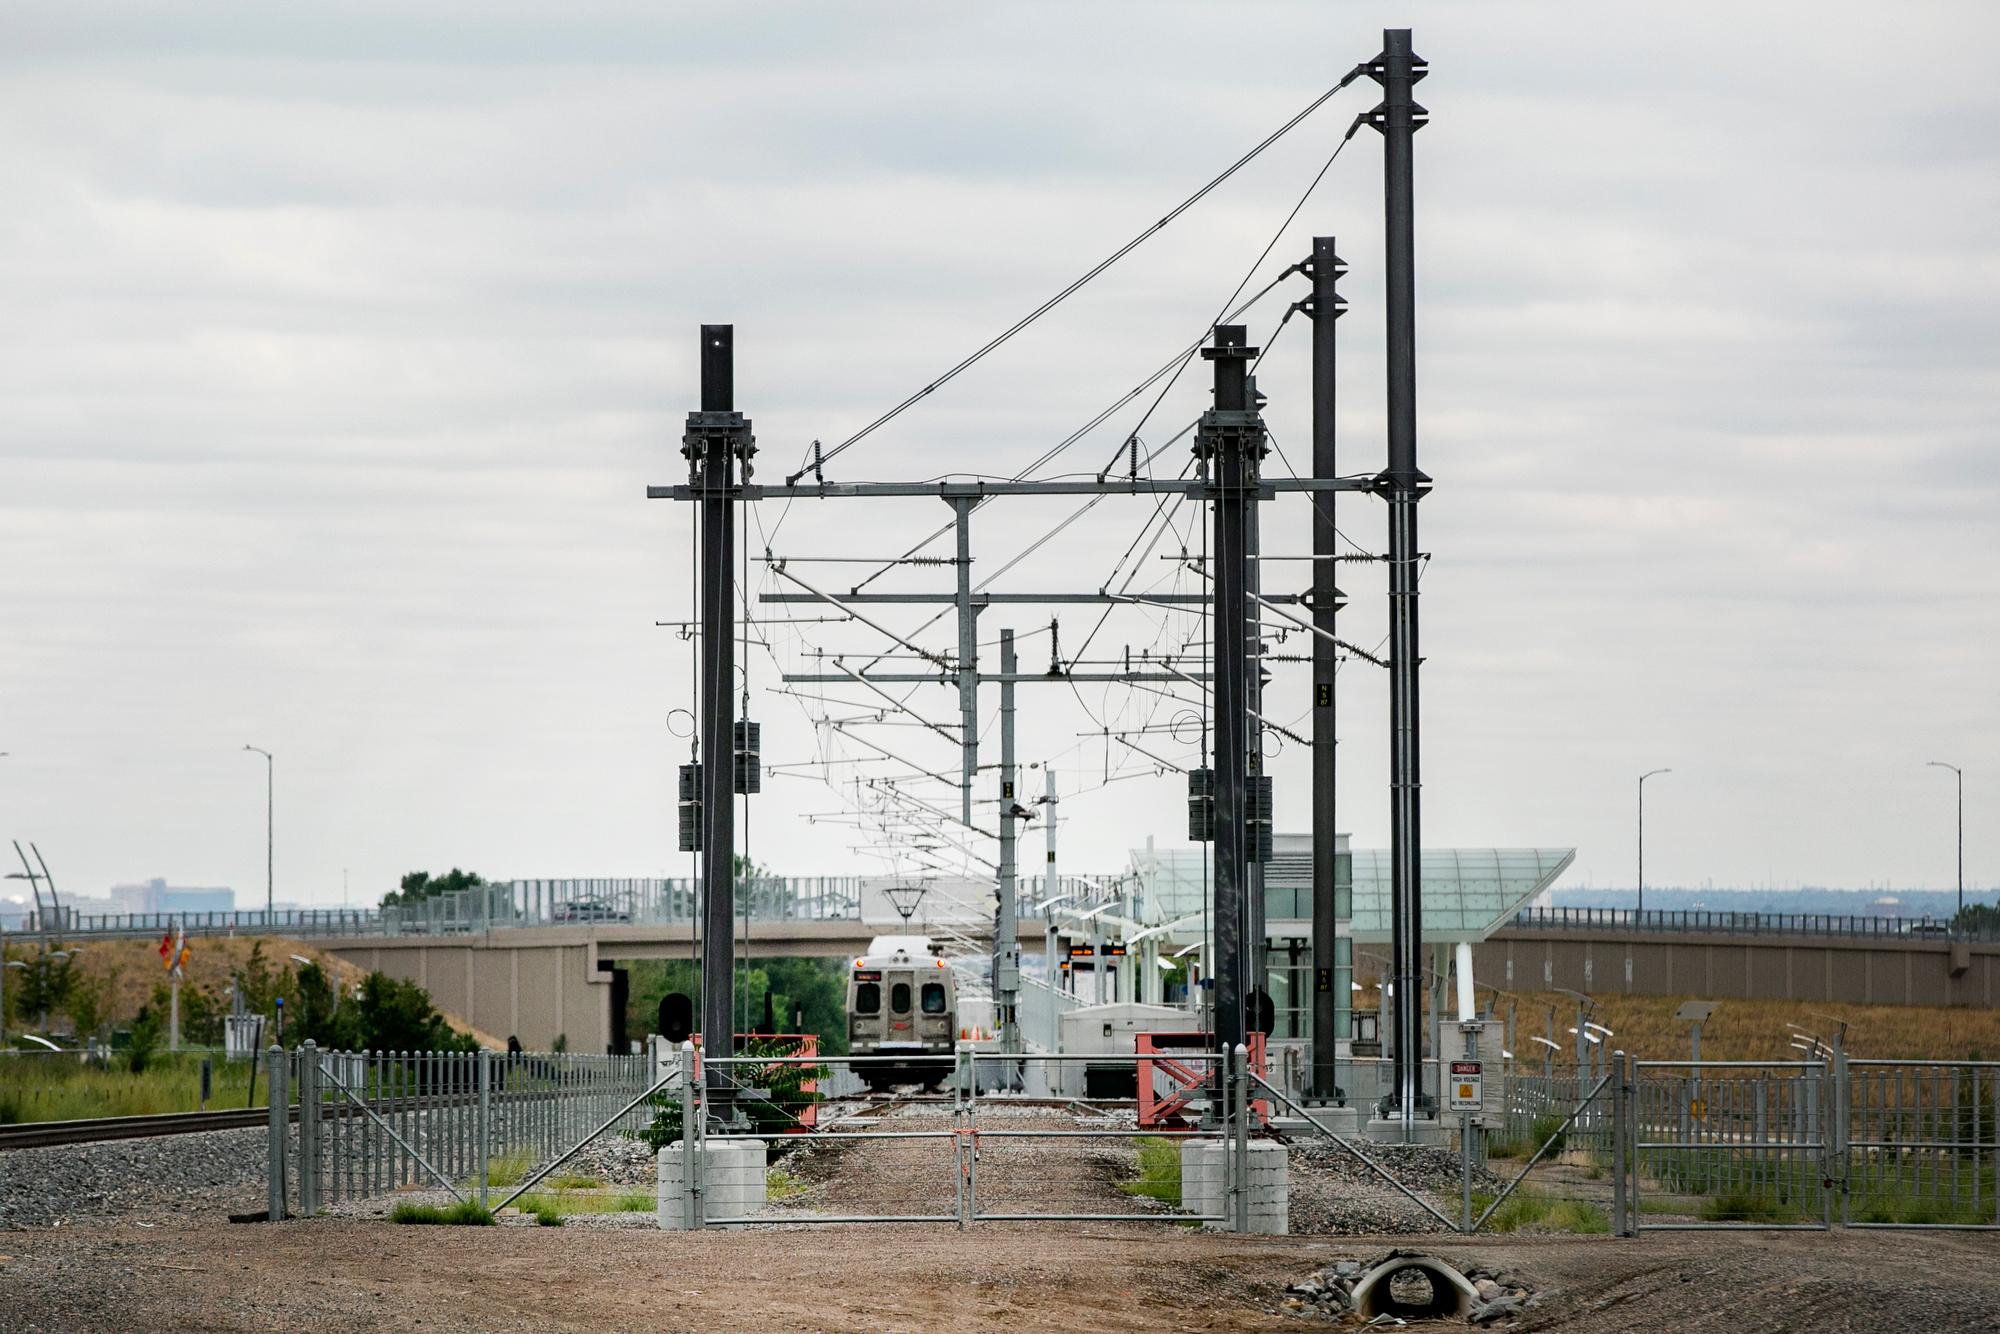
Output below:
[390,1200,494,1225]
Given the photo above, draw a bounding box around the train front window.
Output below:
[921,982,946,1015]
[890,982,912,1014]
[854,982,880,1015]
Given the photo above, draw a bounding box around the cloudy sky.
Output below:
[3,2,1995,911]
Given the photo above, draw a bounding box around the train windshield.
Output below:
[890,982,912,1014]
[921,982,947,1015]
[854,982,881,1014]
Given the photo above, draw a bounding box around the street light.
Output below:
[1927,762,1964,920]
[1638,768,1672,918]
[243,745,273,926]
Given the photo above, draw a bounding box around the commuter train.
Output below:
[847,935,957,1090]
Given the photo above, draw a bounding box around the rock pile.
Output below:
[1286,1140,1504,1235]
[1279,1250,1541,1325]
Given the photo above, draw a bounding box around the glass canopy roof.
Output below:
[1131,840,1575,944]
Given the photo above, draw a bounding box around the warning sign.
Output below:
[1448,1060,1482,1112]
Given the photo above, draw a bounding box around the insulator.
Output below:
[677,763,703,852]
[732,719,761,795]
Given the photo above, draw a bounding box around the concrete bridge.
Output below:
[1476,916,1999,1010]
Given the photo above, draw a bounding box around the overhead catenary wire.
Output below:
[784,67,1367,487]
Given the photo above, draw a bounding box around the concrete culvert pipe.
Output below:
[1350,1256,1479,1321]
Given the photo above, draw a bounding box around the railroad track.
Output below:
[0,1106,291,1151]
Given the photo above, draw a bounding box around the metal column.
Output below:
[951,497,979,827]
[1308,235,1347,1101]
[1369,27,1430,1134]
[688,324,754,1101]
[995,630,1022,1052]
[1199,324,1266,1061]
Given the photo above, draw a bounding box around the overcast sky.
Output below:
[3,2,1995,910]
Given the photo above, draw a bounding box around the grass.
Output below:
[1471,1188,1611,1234]
[0,1051,263,1123]
[1495,991,2000,1064]
[1488,1113,1569,1161]
[514,1189,655,1219]
[390,1201,494,1225]
[766,1168,807,1201]
[477,1149,536,1189]
[1118,1136,1184,1205]
[1698,1190,1811,1224]
[1850,1190,1991,1225]
[543,1173,602,1191]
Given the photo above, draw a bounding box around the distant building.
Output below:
[107,877,235,915]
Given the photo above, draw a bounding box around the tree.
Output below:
[382,868,485,909]
[231,941,288,1018]
[343,972,476,1054]
[623,955,849,1056]
[65,967,109,1043]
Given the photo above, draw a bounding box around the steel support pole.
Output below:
[1200,325,1264,1062]
[1308,236,1347,1102]
[996,630,1022,1053]
[690,324,753,1104]
[951,497,979,827]
[1369,27,1429,1135]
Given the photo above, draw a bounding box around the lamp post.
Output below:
[243,746,273,926]
[1638,768,1671,919]
[1927,762,1963,920]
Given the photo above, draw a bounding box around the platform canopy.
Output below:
[1131,839,1575,945]
[1335,847,1575,944]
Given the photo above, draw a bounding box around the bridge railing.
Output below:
[1510,906,1996,942]
[10,876,870,940]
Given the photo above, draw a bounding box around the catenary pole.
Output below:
[996,630,1021,1053]
[1200,324,1266,1062]
[1369,28,1430,1136]
[690,325,753,1103]
[1308,234,1347,1102]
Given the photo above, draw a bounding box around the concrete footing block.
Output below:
[657,1139,768,1230]
[1179,1139,1289,1234]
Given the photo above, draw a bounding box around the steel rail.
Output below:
[0,1106,284,1150]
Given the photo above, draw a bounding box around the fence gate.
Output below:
[1630,1060,1833,1231]
[685,1049,1237,1228]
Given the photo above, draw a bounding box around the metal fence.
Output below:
[684,1048,1239,1229]
[266,1042,657,1218]
[1511,905,1989,941]
[12,876,869,942]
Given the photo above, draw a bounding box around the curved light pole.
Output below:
[243,746,273,926]
[1638,768,1672,919]
[1927,761,1963,920]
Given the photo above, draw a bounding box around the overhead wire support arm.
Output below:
[768,563,955,671]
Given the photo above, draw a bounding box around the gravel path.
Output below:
[769,1102,1155,1221]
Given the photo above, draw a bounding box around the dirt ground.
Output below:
[4,1220,2000,1332]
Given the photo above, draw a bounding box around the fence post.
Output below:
[1831,1047,1849,1228]
[265,1044,288,1220]
[477,1048,492,1209]
[1611,1050,1629,1236]
[298,1040,319,1217]
[1233,1042,1250,1234]
[679,1041,700,1230]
